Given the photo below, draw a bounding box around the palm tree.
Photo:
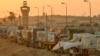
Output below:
[8,12,16,26]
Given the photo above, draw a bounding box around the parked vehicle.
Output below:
[0,26,7,38]
[7,26,18,42]
[33,27,46,48]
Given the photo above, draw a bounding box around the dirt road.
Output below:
[0,38,59,56]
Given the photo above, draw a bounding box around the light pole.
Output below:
[84,0,92,26]
[18,14,21,26]
[47,5,53,27]
[61,2,67,28]
[34,7,39,27]
[16,10,21,26]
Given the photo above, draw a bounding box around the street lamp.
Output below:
[34,7,39,27]
[61,2,67,28]
[47,5,53,27]
[84,0,92,26]
[16,10,21,26]
[47,5,53,17]
[18,14,21,26]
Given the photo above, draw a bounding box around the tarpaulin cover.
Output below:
[52,42,82,50]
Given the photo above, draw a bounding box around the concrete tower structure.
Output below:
[20,1,30,28]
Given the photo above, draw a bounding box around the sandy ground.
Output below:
[0,38,59,56]
[1,38,99,56]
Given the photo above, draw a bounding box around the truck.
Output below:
[0,26,7,38]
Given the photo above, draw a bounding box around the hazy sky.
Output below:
[0,0,100,18]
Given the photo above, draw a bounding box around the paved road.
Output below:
[0,38,59,56]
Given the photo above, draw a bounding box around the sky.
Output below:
[0,0,100,18]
